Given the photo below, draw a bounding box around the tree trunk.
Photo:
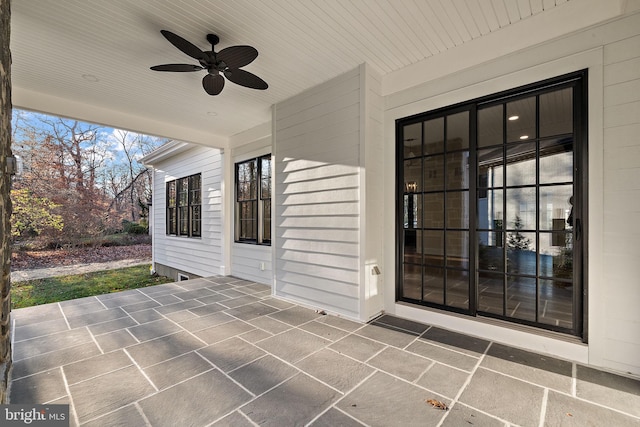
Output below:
[0,0,13,403]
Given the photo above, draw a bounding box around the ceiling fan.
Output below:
[150,30,268,96]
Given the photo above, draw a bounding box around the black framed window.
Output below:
[166,173,201,237]
[397,71,586,337]
[236,154,271,245]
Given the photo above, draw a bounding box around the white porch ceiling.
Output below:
[9,0,627,147]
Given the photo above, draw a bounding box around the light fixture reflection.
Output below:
[508,115,519,121]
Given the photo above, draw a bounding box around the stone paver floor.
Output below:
[9,276,640,426]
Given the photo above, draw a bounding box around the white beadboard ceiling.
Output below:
[9,0,627,147]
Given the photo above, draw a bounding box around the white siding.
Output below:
[601,27,640,375]
[152,145,224,277]
[232,243,272,285]
[360,64,385,320]
[274,68,362,318]
[383,11,640,376]
[230,134,273,285]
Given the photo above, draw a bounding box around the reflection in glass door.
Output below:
[401,110,472,313]
[398,72,585,336]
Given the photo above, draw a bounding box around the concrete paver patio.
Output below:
[8,276,640,426]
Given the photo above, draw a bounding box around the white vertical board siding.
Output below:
[152,145,224,277]
[275,68,362,319]
[601,28,640,374]
[383,11,640,375]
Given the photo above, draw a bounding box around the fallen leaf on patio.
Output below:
[566,413,573,417]
[315,309,326,315]
[426,399,448,410]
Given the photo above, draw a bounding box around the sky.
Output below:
[11,108,169,170]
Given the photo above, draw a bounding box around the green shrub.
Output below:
[122,221,148,235]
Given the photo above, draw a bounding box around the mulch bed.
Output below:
[11,244,151,271]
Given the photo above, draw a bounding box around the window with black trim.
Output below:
[397,71,586,338]
[236,154,271,245]
[166,173,201,237]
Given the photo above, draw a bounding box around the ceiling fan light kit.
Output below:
[151,30,268,96]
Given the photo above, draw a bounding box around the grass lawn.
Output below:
[11,265,175,309]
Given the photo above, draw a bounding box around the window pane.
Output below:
[447,111,469,150]
[404,194,421,228]
[167,181,177,207]
[424,193,443,228]
[261,178,271,199]
[238,182,253,201]
[237,160,257,200]
[479,234,504,271]
[447,269,469,310]
[404,158,422,193]
[540,185,573,230]
[478,147,503,189]
[423,230,444,266]
[506,187,536,230]
[478,105,503,148]
[478,189,503,231]
[167,207,177,235]
[424,117,444,154]
[238,201,257,240]
[423,266,444,304]
[538,279,573,329]
[540,138,573,184]
[424,155,444,191]
[446,151,469,190]
[507,96,536,142]
[540,88,572,137]
[404,229,421,263]
[178,178,189,207]
[446,231,469,269]
[507,232,536,276]
[178,206,189,235]
[506,276,536,321]
[190,175,201,205]
[191,205,201,237]
[403,122,422,158]
[506,142,536,187]
[262,199,271,243]
[261,156,271,199]
[539,232,573,281]
[403,264,422,300]
[446,191,469,229]
[478,272,504,315]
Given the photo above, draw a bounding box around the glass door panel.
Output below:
[398,73,584,336]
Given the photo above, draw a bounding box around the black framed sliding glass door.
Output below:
[397,71,586,337]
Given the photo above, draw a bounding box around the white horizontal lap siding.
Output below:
[152,145,223,278]
[275,68,362,319]
[232,243,272,285]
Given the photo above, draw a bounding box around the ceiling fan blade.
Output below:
[202,73,225,95]
[224,69,268,90]
[160,30,206,60]
[217,46,258,69]
[150,64,203,72]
